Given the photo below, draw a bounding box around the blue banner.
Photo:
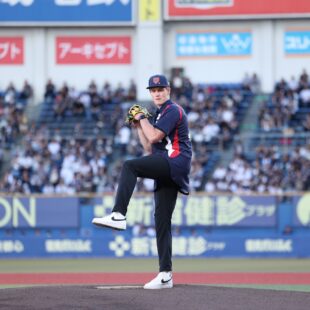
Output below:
[292,194,310,227]
[0,0,133,24]
[0,197,79,228]
[176,32,252,57]
[0,195,276,229]
[92,194,277,227]
[285,31,310,55]
[1,235,309,258]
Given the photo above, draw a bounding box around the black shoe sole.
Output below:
[92,222,125,231]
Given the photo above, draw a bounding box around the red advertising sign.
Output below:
[0,37,23,65]
[56,36,131,65]
[166,0,310,19]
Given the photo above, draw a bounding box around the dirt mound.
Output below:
[0,285,309,310]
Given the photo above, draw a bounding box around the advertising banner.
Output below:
[0,197,79,228]
[292,194,310,227]
[285,31,310,56]
[176,31,252,57]
[166,0,310,20]
[92,194,277,227]
[139,0,160,22]
[0,194,276,229]
[0,0,133,24]
[1,235,309,258]
[0,37,23,65]
[56,36,131,64]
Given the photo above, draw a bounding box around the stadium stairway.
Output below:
[36,100,117,138]
[217,93,267,167]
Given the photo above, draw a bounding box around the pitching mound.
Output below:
[0,285,310,310]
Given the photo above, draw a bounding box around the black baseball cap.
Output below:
[146,74,170,89]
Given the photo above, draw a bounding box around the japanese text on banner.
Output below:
[0,37,23,65]
[56,36,131,64]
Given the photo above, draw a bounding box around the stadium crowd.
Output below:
[206,70,310,193]
[44,79,137,121]
[0,81,33,174]
[0,71,309,194]
[0,81,32,149]
[259,69,310,132]
[206,144,310,193]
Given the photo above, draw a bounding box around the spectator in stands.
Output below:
[113,82,126,104]
[241,73,251,90]
[189,159,204,191]
[114,124,131,154]
[242,73,261,94]
[88,80,98,97]
[19,80,33,103]
[0,77,253,194]
[274,78,288,92]
[288,76,299,92]
[213,164,227,181]
[4,82,17,105]
[259,70,310,133]
[170,68,184,99]
[101,81,113,104]
[53,84,71,120]
[72,93,86,118]
[44,79,56,103]
[302,115,310,131]
[212,143,310,193]
[299,85,310,107]
[202,118,220,143]
[217,100,238,132]
[299,69,309,90]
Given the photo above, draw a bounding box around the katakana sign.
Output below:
[0,37,23,65]
[56,36,131,64]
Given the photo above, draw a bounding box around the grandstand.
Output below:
[0,77,258,194]
[1,70,309,194]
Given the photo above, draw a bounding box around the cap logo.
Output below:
[153,77,160,84]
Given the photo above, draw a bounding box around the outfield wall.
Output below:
[0,193,309,258]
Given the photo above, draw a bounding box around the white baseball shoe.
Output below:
[92,212,126,231]
[143,271,173,289]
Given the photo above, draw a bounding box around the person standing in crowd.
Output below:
[92,74,192,289]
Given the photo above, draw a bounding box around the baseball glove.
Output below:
[125,104,152,124]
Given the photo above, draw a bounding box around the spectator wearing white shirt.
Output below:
[202,118,220,143]
[299,85,310,107]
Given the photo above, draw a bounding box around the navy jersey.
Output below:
[152,100,192,194]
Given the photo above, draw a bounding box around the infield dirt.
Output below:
[1,285,310,310]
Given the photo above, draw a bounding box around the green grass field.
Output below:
[1,258,310,273]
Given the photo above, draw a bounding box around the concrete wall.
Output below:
[0,18,309,102]
[164,19,310,93]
